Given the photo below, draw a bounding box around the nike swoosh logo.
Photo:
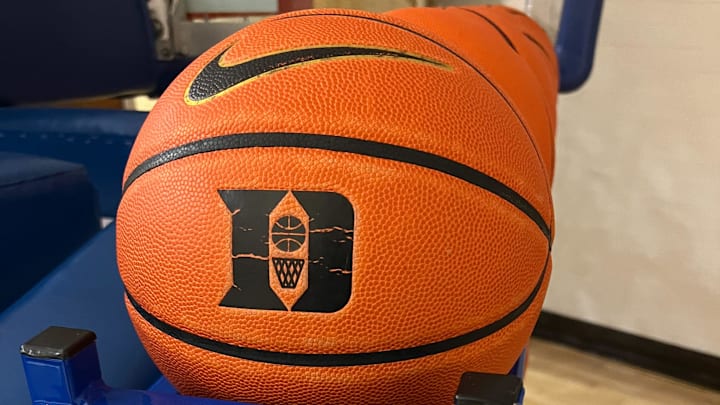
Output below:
[185,46,449,104]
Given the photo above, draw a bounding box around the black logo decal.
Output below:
[219,190,354,312]
[185,46,448,104]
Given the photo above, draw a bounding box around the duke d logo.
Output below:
[218,190,354,312]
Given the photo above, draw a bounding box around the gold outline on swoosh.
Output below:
[183,44,452,106]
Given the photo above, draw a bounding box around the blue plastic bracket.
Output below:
[509,346,528,378]
[21,326,102,404]
[20,326,251,405]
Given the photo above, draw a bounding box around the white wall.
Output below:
[545,0,720,356]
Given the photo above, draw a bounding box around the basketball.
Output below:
[117,6,555,405]
[385,5,558,177]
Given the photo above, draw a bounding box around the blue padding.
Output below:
[0,0,155,105]
[0,224,160,405]
[0,152,100,309]
[148,376,178,394]
[81,387,250,405]
[0,108,147,216]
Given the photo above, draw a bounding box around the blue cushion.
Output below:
[0,0,155,105]
[0,152,100,309]
[0,224,160,404]
[0,108,146,216]
[147,376,178,394]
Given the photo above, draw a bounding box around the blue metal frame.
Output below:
[20,327,527,405]
[555,0,604,92]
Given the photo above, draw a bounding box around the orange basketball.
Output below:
[117,6,555,405]
[385,5,558,178]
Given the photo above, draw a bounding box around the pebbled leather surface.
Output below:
[385,5,558,180]
[117,6,556,405]
[127,260,550,405]
[122,8,554,226]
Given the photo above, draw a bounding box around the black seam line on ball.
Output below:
[522,32,552,61]
[272,12,551,190]
[125,249,549,367]
[504,8,525,16]
[458,8,518,53]
[122,133,551,241]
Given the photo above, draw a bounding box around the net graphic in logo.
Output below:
[219,190,354,312]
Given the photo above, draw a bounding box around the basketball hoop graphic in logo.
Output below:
[268,193,309,309]
[218,189,354,312]
[270,216,306,288]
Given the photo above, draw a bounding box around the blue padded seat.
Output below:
[0,108,147,216]
[0,152,100,309]
[0,224,160,404]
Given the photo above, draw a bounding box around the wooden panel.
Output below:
[525,339,720,405]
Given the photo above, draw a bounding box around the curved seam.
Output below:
[269,12,553,192]
[121,132,552,241]
[458,7,518,52]
[522,32,553,61]
[125,248,549,367]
